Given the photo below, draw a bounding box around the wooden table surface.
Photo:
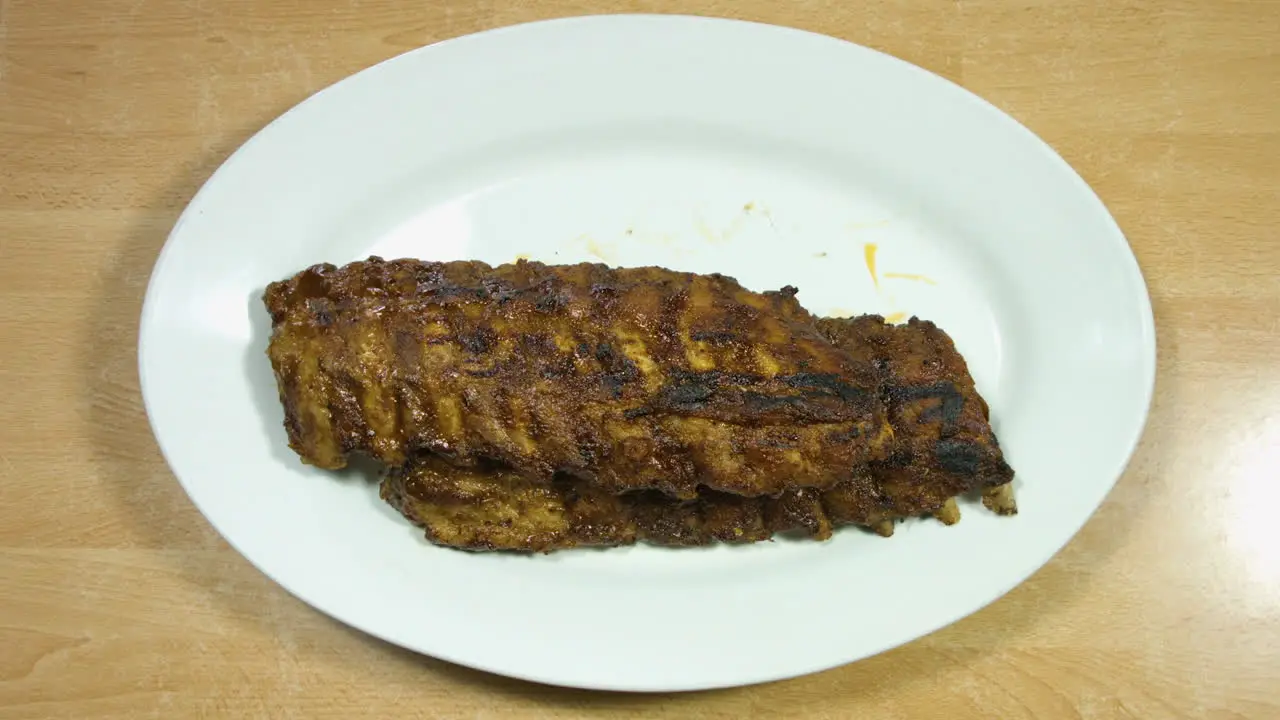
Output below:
[2,0,1278,717]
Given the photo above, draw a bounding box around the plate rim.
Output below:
[139,13,1157,691]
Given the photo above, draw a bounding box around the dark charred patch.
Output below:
[614,357,641,380]
[417,284,489,301]
[531,280,566,312]
[622,407,652,420]
[600,363,641,393]
[481,278,519,303]
[740,392,807,412]
[571,430,604,470]
[783,372,867,402]
[881,446,915,467]
[919,397,965,427]
[641,370,870,423]
[457,328,496,355]
[594,342,615,364]
[594,343,640,397]
[552,471,581,496]
[409,262,447,287]
[658,379,716,409]
[602,375,626,399]
[934,439,982,475]
[669,369,763,386]
[888,382,965,426]
[690,330,738,344]
[472,455,511,474]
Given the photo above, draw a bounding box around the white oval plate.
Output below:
[140,15,1155,692]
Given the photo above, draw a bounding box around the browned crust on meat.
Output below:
[264,257,891,498]
[264,258,1016,552]
[817,315,1016,519]
[380,455,906,552]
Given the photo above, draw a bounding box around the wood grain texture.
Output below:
[1,0,1277,717]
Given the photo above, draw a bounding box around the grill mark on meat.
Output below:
[887,381,966,428]
[642,370,876,424]
[934,438,983,475]
[784,372,869,403]
[740,392,809,413]
[594,342,642,399]
[690,330,738,344]
[327,370,367,453]
[657,377,716,410]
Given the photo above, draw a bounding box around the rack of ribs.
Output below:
[263,257,1015,551]
[263,257,893,498]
